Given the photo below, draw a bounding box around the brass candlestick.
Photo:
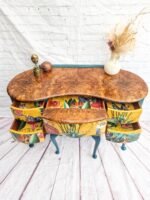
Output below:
[31,54,41,78]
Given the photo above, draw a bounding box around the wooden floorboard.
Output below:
[112,143,150,199]
[99,138,142,200]
[80,136,113,200]
[20,137,63,200]
[0,118,150,200]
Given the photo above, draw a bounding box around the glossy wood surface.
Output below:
[42,108,107,123]
[7,67,148,102]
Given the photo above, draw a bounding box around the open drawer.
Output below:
[105,122,141,143]
[43,108,107,137]
[9,120,45,144]
[106,101,142,124]
[46,96,105,110]
[10,101,45,121]
[44,96,107,137]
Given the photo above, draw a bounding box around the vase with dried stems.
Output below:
[104,51,120,75]
[104,8,148,75]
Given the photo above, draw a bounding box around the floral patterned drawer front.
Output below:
[44,96,107,137]
[106,122,141,143]
[11,101,44,121]
[47,96,105,110]
[44,119,107,137]
[106,101,142,124]
[10,120,45,144]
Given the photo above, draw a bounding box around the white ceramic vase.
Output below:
[104,52,120,75]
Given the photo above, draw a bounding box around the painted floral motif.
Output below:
[44,96,106,137]
[106,121,141,143]
[106,101,142,124]
[10,120,45,144]
[11,101,44,122]
[106,132,140,143]
[11,132,45,144]
[44,119,107,137]
[47,96,104,110]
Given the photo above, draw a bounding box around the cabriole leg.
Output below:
[50,134,60,154]
[92,136,101,159]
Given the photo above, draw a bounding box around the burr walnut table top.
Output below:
[43,108,107,123]
[7,67,148,103]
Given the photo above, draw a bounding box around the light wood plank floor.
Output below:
[0,118,150,200]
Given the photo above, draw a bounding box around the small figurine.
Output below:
[31,54,41,78]
[40,61,52,72]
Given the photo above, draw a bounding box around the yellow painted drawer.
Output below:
[44,96,107,137]
[105,122,141,143]
[10,101,44,121]
[10,120,45,144]
[106,101,142,124]
[43,119,107,137]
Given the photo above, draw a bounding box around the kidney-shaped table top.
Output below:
[7,67,148,103]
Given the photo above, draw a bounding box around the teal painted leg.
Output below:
[121,143,127,151]
[50,134,60,154]
[92,136,101,159]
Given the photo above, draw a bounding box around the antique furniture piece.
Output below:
[7,63,148,158]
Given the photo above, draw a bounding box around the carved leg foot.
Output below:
[121,143,127,151]
[92,136,101,159]
[50,134,60,154]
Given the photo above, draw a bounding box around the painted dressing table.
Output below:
[7,64,148,158]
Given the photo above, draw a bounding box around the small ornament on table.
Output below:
[40,61,52,72]
[31,54,41,78]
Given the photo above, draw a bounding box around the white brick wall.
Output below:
[0,0,150,120]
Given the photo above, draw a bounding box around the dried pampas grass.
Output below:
[107,8,149,55]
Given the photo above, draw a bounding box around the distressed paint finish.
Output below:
[7,67,148,103]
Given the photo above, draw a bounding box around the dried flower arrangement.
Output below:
[104,8,149,75]
[107,8,148,55]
